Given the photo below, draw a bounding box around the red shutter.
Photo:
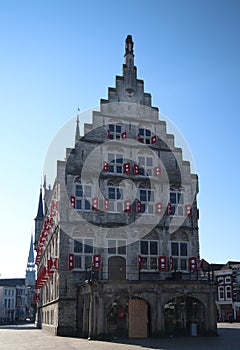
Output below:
[138,255,142,270]
[185,205,192,217]
[123,162,131,173]
[137,134,141,142]
[68,254,74,270]
[154,166,161,176]
[53,258,58,270]
[47,258,53,275]
[136,200,141,213]
[103,161,109,172]
[151,135,157,144]
[92,197,98,210]
[122,131,127,139]
[93,254,101,270]
[158,256,167,270]
[156,202,162,214]
[133,163,139,175]
[169,256,173,270]
[104,198,109,211]
[167,202,172,215]
[107,130,110,139]
[70,195,76,208]
[124,200,132,212]
[189,257,197,271]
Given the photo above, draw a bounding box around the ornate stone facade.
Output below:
[34,35,217,338]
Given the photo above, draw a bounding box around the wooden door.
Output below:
[108,256,126,280]
[128,299,148,338]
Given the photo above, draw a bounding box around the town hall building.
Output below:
[34,35,217,338]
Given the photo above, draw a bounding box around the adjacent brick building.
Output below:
[34,35,217,338]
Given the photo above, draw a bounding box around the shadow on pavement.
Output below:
[102,325,240,350]
[0,323,39,331]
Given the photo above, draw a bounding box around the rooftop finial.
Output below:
[75,110,80,144]
[124,35,134,70]
[125,35,134,55]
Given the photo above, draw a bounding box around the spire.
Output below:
[35,187,44,220]
[27,234,35,264]
[25,234,35,286]
[75,111,80,145]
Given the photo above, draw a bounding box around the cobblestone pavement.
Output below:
[0,323,239,350]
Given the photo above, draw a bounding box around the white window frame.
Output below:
[107,152,124,174]
[107,239,127,255]
[73,237,94,270]
[170,190,185,217]
[138,155,153,176]
[138,128,151,144]
[140,240,159,270]
[108,124,122,140]
[75,184,92,211]
[218,276,224,284]
[108,186,124,212]
[218,286,225,301]
[225,285,232,301]
[225,276,231,284]
[171,241,188,271]
[137,188,155,214]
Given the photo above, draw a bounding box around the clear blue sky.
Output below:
[0,0,239,278]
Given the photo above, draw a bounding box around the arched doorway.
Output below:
[106,297,150,338]
[164,296,205,336]
[108,256,126,280]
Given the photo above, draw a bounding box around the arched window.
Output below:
[225,286,232,300]
[218,286,224,300]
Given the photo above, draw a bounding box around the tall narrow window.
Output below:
[140,240,158,270]
[218,286,224,300]
[108,186,124,212]
[225,286,232,300]
[138,188,155,214]
[171,241,188,271]
[108,153,124,173]
[138,156,153,176]
[170,191,184,216]
[75,184,92,211]
[73,238,94,269]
